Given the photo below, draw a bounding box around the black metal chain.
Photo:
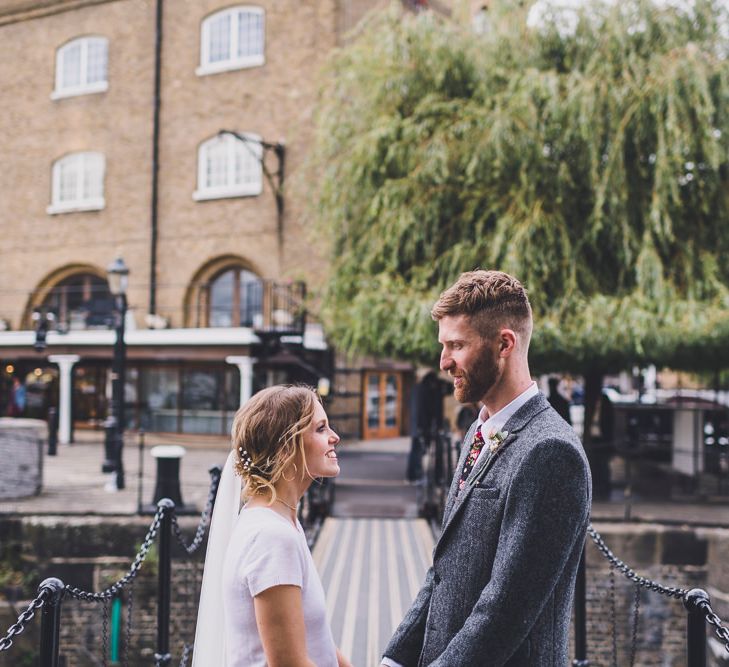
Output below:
[177,560,194,667]
[629,584,641,666]
[170,469,220,555]
[179,641,193,667]
[0,588,49,651]
[609,566,618,667]
[101,597,109,667]
[587,525,688,599]
[607,567,641,667]
[124,580,134,667]
[65,506,164,602]
[696,598,729,654]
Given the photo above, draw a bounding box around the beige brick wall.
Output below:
[0,0,155,328]
[0,0,344,331]
[154,0,338,327]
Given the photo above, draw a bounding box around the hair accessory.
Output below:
[238,446,252,473]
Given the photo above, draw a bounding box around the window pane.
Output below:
[61,42,82,88]
[83,154,103,199]
[181,369,223,434]
[42,273,112,330]
[140,368,179,432]
[86,39,108,84]
[59,158,79,202]
[238,11,263,58]
[210,270,234,327]
[384,374,398,427]
[205,140,228,188]
[366,375,381,428]
[181,370,219,410]
[239,270,262,326]
[236,138,261,186]
[208,13,232,63]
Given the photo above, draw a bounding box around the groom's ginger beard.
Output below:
[451,342,502,404]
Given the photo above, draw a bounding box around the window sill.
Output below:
[195,56,264,77]
[46,200,105,215]
[51,82,109,100]
[193,187,262,201]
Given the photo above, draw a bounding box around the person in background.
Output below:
[547,376,572,425]
[6,376,26,417]
[406,370,444,482]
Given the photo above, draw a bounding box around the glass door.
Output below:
[362,371,402,439]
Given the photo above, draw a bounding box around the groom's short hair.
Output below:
[431,270,533,343]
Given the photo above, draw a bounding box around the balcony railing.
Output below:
[252,280,306,337]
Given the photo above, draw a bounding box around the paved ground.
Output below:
[2,430,728,527]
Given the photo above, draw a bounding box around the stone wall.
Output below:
[0,518,728,666]
[0,419,45,499]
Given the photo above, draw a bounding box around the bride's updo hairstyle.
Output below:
[231,385,320,503]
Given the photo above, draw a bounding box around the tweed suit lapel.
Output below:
[442,421,480,522]
[437,394,551,548]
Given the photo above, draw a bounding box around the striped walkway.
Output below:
[312,518,435,667]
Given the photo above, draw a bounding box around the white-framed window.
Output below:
[197,6,265,75]
[193,133,263,201]
[47,152,106,214]
[52,36,109,99]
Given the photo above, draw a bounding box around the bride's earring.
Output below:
[282,463,297,482]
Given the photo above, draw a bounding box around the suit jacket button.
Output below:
[433,573,441,585]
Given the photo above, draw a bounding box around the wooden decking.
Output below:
[312,518,435,667]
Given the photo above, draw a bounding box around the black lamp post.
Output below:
[102,257,129,490]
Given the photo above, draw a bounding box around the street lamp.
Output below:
[102,257,129,490]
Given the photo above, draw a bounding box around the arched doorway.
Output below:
[41,273,113,330]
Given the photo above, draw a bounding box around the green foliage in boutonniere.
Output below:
[486,428,509,454]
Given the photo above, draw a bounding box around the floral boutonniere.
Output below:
[486,428,509,454]
[467,428,511,489]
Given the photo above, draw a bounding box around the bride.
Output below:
[192,385,352,667]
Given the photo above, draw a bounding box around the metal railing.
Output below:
[0,466,222,667]
[4,434,727,666]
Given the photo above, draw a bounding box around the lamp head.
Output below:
[107,257,129,296]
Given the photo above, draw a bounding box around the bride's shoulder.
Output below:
[236,507,297,541]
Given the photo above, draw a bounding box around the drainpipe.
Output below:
[149,0,164,316]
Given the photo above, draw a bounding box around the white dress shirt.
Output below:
[472,381,539,465]
[381,382,539,667]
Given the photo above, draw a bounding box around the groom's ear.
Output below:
[497,328,517,357]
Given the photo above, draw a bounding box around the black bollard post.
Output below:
[39,577,65,667]
[684,588,709,667]
[102,415,118,473]
[150,446,186,507]
[47,408,59,456]
[155,498,175,667]
[572,544,589,666]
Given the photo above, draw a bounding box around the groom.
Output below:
[382,270,591,666]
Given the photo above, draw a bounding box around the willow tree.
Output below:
[309,0,729,440]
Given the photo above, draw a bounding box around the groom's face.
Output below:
[438,314,502,404]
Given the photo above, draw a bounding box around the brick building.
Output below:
[0,0,438,442]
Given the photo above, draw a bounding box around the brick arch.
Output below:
[183,255,264,328]
[22,263,108,328]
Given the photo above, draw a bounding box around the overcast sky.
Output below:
[526,0,729,38]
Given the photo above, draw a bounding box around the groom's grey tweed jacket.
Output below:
[384,393,592,666]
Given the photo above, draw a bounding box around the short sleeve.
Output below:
[243,527,305,597]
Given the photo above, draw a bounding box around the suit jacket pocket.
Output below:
[470,486,500,499]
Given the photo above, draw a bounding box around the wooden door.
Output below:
[362,371,402,439]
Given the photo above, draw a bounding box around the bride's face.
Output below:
[302,402,340,478]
